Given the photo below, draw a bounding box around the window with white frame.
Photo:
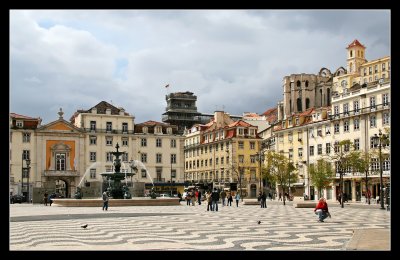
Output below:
[90,136,97,145]
[239,155,244,163]
[250,142,255,149]
[288,132,293,142]
[383,113,390,125]
[106,152,113,162]
[310,146,314,156]
[279,134,283,143]
[325,125,331,135]
[383,93,389,106]
[90,169,96,179]
[156,138,162,147]
[343,103,349,114]
[354,139,360,150]
[354,100,359,113]
[382,63,386,71]
[326,143,331,154]
[22,132,31,143]
[141,153,147,163]
[89,152,96,162]
[374,65,378,73]
[344,143,350,152]
[171,139,176,148]
[354,118,360,130]
[249,129,255,136]
[90,121,96,131]
[370,137,378,149]
[209,158,212,166]
[106,122,112,132]
[238,141,244,149]
[298,148,303,157]
[334,123,340,134]
[106,136,113,146]
[370,115,376,128]
[142,127,148,134]
[171,169,176,178]
[16,120,23,128]
[141,138,147,147]
[122,137,128,146]
[344,121,349,132]
[383,157,390,171]
[317,144,322,155]
[334,105,339,116]
[370,96,376,108]
[122,153,128,162]
[334,141,340,153]
[171,154,177,164]
[56,153,66,171]
[238,128,244,135]
[371,158,379,171]
[156,153,162,163]
[122,122,128,133]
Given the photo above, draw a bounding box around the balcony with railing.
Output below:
[43,170,79,177]
[84,128,135,134]
[329,102,390,121]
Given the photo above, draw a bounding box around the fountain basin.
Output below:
[52,198,180,207]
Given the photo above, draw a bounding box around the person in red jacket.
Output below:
[314,197,331,222]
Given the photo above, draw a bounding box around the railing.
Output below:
[335,170,390,178]
[165,106,198,111]
[153,178,166,183]
[329,103,390,120]
[84,128,135,134]
[43,170,79,177]
[331,79,390,101]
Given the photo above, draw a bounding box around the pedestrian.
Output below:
[197,190,202,205]
[177,191,182,202]
[261,192,267,208]
[220,189,226,206]
[49,193,55,206]
[258,191,262,202]
[235,192,240,207]
[102,191,109,211]
[43,191,48,206]
[206,190,213,211]
[279,193,282,201]
[191,190,196,206]
[186,192,191,206]
[211,188,220,211]
[314,197,331,222]
[227,191,233,206]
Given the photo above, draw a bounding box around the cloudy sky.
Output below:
[10,10,390,125]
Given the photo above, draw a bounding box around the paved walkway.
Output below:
[9,201,390,251]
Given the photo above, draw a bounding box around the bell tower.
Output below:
[346,39,366,75]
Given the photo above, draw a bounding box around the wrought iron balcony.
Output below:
[43,170,79,177]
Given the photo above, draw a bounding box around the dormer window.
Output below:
[16,120,23,128]
[155,126,162,134]
[142,126,148,134]
[167,127,172,134]
[238,128,244,135]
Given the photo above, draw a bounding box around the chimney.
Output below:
[214,111,225,128]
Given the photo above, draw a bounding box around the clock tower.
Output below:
[346,39,366,75]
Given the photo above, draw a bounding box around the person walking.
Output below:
[227,191,233,206]
[102,191,109,211]
[314,197,330,222]
[206,190,213,211]
[191,190,196,206]
[49,193,56,206]
[186,192,191,206]
[220,189,226,206]
[197,190,202,205]
[261,192,267,208]
[235,192,240,207]
[43,191,48,206]
[211,188,220,211]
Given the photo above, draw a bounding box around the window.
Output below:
[90,121,96,131]
[288,132,293,142]
[171,154,177,164]
[374,65,378,73]
[354,118,360,131]
[354,139,360,150]
[238,141,244,149]
[369,97,376,108]
[383,113,390,125]
[334,123,340,134]
[383,158,390,171]
[90,136,97,145]
[250,155,255,164]
[341,80,347,87]
[221,157,224,165]
[334,105,339,116]
[156,153,162,163]
[122,123,128,133]
[370,137,378,149]
[295,118,299,125]
[106,152,113,162]
[171,139,177,148]
[354,100,359,113]
[289,149,293,160]
[334,142,340,153]
[382,63,386,71]
[209,158,212,166]
[90,152,96,162]
[106,122,112,132]
[238,128,244,135]
[216,157,219,165]
[370,115,376,128]
[106,136,113,146]
[16,120,23,128]
[343,103,349,114]
[141,138,147,147]
[250,142,255,150]
[371,158,379,171]
[326,143,331,154]
[310,146,314,156]
[156,138,162,147]
[239,155,244,163]
[317,144,322,155]
[142,127,148,134]
[141,153,147,163]
[298,148,303,157]
[364,68,367,76]
[325,125,331,135]
[90,169,96,179]
[122,153,128,162]
[344,121,349,132]
[344,143,349,152]
[382,93,389,106]
[209,145,212,153]
[56,153,66,171]
[171,169,176,178]
[220,142,224,151]
[226,155,229,164]
[141,169,147,178]
[22,132,31,143]
[279,134,283,143]
[122,138,128,146]
[369,67,372,74]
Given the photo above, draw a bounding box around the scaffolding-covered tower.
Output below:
[162,91,201,134]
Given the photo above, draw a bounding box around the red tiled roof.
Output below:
[298,108,315,117]
[346,39,365,49]
[262,107,277,116]
[10,113,39,120]
[139,120,168,126]
[266,114,277,124]
[227,120,253,128]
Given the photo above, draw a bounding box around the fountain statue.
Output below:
[74,187,82,199]
[100,143,136,199]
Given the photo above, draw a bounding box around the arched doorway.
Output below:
[55,179,68,198]
[250,184,257,198]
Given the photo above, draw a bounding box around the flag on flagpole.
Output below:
[165,84,170,88]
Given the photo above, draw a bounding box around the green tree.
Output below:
[351,151,375,204]
[309,159,334,199]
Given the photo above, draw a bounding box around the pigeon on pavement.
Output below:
[257,221,261,224]
[81,224,88,229]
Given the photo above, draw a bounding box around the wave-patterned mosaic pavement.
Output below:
[10,203,390,250]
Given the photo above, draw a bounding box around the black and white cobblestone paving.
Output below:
[10,202,390,250]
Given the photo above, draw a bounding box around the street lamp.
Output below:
[373,129,388,210]
[22,157,31,203]
[255,151,265,196]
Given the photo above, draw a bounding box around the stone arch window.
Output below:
[350,50,353,57]
[305,80,309,88]
[51,143,71,171]
[306,98,310,109]
[296,80,301,88]
[297,98,302,112]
